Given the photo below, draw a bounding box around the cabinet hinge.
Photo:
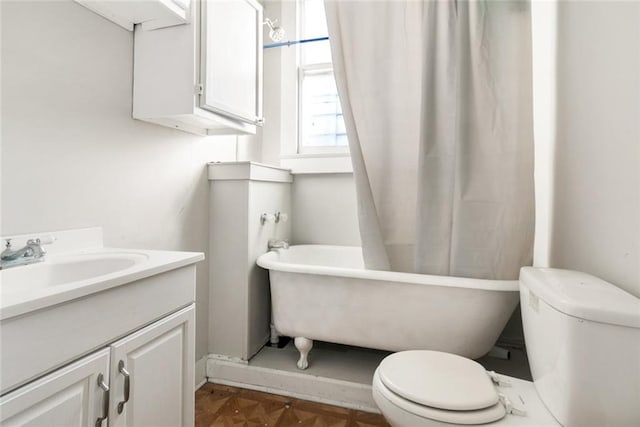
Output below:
[195,84,204,96]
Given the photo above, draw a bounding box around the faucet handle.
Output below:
[4,239,11,249]
[26,235,56,245]
[274,212,289,223]
[25,235,55,257]
[38,235,56,245]
[25,239,45,256]
[260,213,276,225]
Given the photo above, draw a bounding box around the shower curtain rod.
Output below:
[263,36,329,49]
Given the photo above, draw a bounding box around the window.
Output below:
[297,0,348,154]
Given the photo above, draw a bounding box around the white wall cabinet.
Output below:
[0,306,195,427]
[74,0,190,31]
[133,0,263,136]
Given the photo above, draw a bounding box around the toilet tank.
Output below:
[519,267,640,427]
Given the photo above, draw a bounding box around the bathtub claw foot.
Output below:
[294,337,313,370]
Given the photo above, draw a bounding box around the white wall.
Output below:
[549,0,640,297]
[261,0,298,165]
[260,0,286,166]
[291,173,360,246]
[0,1,238,362]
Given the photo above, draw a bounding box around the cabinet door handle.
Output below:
[95,373,109,427]
[117,360,130,414]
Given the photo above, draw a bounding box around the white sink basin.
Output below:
[0,242,202,323]
[1,252,148,295]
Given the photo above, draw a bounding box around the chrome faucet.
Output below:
[1,238,49,269]
[267,239,289,251]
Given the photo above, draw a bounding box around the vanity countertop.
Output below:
[0,228,204,321]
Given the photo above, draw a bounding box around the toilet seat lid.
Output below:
[378,350,499,411]
[374,369,507,425]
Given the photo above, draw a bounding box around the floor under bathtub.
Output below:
[206,340,532,413]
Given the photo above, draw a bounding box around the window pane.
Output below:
[301,71,348,148]
[298,0,348,153]
[302,0,328,38]
[302,39,332,65]
[301,0,332,65]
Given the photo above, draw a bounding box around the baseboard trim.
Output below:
[206,354,379,413]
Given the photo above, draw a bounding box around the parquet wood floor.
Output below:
[195,383,391,427]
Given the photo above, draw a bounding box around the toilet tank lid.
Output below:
[519,267,640,328]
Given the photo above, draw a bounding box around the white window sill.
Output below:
[280,154,353,174]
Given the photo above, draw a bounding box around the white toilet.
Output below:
[372,267,640,426]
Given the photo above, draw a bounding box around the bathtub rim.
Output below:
[257,245,520,292]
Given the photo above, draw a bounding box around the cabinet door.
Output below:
[108,305,195,427]
[200,0,263,124]
[0,349,110,427]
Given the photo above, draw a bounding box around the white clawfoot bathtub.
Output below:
[257,245,519,370]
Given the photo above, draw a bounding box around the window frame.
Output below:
[295,0,349,156]
[276,0,352,174]
[297,63,349,155]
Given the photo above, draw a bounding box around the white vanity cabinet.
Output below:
[0,306,194,427]
[108,306,194,427]
[0,349,110,426]
[0,227,204,427]
[133,0,263,136]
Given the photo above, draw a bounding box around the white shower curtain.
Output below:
[325,0,534,280]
